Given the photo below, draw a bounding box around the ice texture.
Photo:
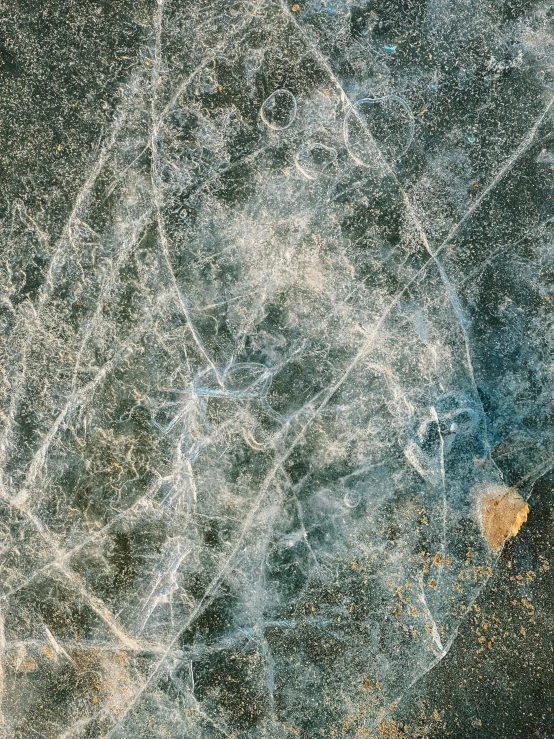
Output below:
[1,0,554,736]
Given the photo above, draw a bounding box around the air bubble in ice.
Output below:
[260,89,297,130]
[344,94,415,167]
[343,488,362,508]
[295,142,338,179]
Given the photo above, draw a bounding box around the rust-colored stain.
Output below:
[474,484,529,553]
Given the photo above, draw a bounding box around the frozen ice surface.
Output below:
[1,0,554,736]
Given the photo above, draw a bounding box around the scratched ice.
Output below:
[1,0,554,737]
